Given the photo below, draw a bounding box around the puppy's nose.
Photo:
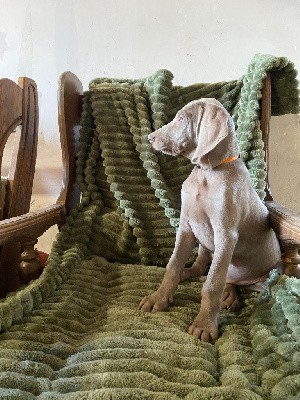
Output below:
[148,134,155,144]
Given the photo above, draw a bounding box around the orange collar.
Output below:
[195,155,239,169]
[221,155,239,164]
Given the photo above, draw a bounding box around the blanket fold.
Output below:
[0,54,298,399]
[75,53,299,267]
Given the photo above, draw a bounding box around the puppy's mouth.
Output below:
[160,148,175,156]
[148,134,180,156]
[151,143,179,156]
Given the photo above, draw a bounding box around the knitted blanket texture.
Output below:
[0,54,299,399]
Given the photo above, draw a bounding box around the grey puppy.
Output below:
[139,98,281,343]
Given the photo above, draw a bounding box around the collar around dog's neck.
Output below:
[221,155,239,164]
[195,155,239,169]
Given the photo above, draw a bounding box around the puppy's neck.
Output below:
[194,155,239,170]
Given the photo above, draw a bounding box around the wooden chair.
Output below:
[0,75,81,297]
[1,71,299,298]
[259,75,300,277]
[56,71,300,278]
[0,77,41,296]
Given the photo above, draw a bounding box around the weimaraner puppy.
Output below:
[139,98,281,343]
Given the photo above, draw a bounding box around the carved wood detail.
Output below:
[281,241,300,278]
[265,201,300,277]
[19,237,43,284]
[0,204,65,244]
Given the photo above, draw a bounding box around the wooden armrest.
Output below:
[265,201,300,244]
[265,200,300,278]
[0,203,65,292]
[0,204,65,244]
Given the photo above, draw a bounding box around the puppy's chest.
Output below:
[181,169,210,206]
[181,170,215,249]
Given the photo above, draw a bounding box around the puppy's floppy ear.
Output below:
[192,99,234,169]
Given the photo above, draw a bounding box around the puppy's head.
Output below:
[148,98,238,169]
[148,102,198,157]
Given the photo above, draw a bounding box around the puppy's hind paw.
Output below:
[221,283,241,311]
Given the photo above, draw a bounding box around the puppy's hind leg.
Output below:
[221,283,241,311]
[181,244,212,281]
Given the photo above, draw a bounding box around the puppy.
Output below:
[139,98,281,343]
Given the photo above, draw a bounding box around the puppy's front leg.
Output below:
[188,231,237,343]
[139,225,196,313]
[181,244,212,280]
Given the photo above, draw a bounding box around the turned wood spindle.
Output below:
[282,240,300,278]
[19,238,43,284]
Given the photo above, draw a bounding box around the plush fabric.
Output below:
[0,54,299,399]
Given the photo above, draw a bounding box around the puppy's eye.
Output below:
[178,116,184,122]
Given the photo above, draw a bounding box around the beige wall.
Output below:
[0,0,299,252]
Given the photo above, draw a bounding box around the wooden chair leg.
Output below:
[0,242,23,297]
[281,240,300,278]
[19,238,43,284]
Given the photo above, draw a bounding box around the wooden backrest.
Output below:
[57,71,82,217]
[0,77,38,220]
[0,77,39,296]
[260,73,272,200]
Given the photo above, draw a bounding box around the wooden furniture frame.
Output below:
[0,72,298,298]
[0,75,82,297]
[260,75,300,277]
[0,77,42,295]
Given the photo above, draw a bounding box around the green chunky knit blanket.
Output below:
[0,54,299,399]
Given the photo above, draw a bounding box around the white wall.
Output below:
[0,0,299,250]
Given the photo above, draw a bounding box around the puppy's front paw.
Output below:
[188,315,218,343]
[139,290,173,313]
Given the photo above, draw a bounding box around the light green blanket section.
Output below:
[0,54,299,399]
[0,258,300,399]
